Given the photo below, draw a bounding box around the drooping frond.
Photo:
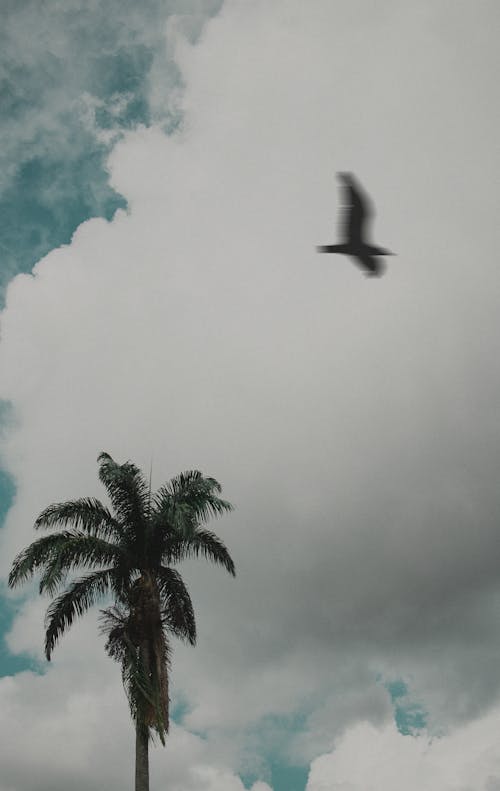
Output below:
[9,531,123,596]
[99,605,134,664]
[44,569,114,660]
[99,603,171,744]
[34,498,120,541]
[97,452,150,534]
[156,567,196,645]
[99,605,148,720]
[148,625,170,742]
[162,528,235,577]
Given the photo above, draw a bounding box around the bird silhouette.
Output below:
[317,172,394,276]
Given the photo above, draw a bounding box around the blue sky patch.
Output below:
[385,678,428,735]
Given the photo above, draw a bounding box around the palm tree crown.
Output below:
[9,452,235,746]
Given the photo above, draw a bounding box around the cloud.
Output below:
[0,0,499,788]
[306,712,500,791]
[175,767,272,791]
[0,665,268,791]
[0,0,222,297]
[0,600,274,791]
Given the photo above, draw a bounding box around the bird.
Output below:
[317,172,394,276]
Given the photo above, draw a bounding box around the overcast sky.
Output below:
[0,2,500,790]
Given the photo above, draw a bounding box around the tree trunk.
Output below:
[135,722,149,791]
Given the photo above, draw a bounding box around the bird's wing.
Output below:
[337,173,373,245]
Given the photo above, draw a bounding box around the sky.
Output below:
[0,1,499,789]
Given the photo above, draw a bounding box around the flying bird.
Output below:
[317,172,394,276]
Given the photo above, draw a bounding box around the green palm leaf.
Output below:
[157,567,196,645]
[34,498,120,541]
[98,453,150,535]
[44,569,114,659]
[9,531,123,596]
[163,528,235,576]
[154,470,233,530]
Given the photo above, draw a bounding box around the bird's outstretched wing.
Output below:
[337,172,373,246]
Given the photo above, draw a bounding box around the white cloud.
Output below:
[0,0,499,788]
[306,711,500,791]
[0,603,273,791]
[173,766,272,791]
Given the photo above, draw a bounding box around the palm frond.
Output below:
[38,534,123,596]
[9,532,123,596]
[154,470,233,530]
[156,567,196,645]
[100,605,147,717]
[148,627,170,742]
[34,498,120,541]
[162,528,235,577]
[97,452,150,536]
[151,472,233,566]
[44,569,114,659]
[99,604,171,743]
[99,605,135,655]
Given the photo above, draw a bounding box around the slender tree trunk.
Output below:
[135,722,149,791]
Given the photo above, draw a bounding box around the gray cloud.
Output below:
[0,0,499,787]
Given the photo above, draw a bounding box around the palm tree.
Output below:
[9,452,235,791]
